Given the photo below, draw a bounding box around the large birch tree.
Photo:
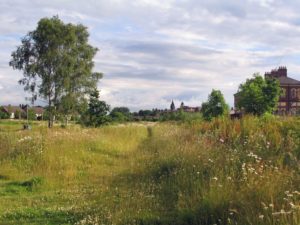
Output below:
[9,16,102,128]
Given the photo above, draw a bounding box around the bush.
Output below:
[0,108,9,119]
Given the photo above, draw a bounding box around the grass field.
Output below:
[0,117,299,225]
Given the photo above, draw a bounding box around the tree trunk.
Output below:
[48,95,53,128]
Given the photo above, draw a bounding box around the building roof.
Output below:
[31,106,44,114]
[278,76,300,85]
[1,106,24,113]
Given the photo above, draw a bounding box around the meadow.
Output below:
[0,116,299,225]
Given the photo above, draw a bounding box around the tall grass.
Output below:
[0,117,299,225]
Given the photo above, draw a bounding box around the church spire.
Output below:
[170,100,175,111]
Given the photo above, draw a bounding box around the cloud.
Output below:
[1,0,300,110]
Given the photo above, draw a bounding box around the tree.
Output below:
[111,107,130,115]
[9,16,102,128]
[201,89,229,120]
[14,109,22,120]
[0,107,9,119]
[82,89,110,127]
[236,74,280,115]
[110,107,131,122]
[138,110,152,117]
[27,108,37,120]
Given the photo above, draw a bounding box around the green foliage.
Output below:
[236,74,281,115]
[160,111,202,123]
[111,107,130,115]
[14,109,21,120]
[27,108,36,120]
[9,16,102,128]
[110,107,131,122]
[138,110,153,117]
[201,89,229,120]
[0,118,300,225]
[0,107,9,119]
[81,89,110,127]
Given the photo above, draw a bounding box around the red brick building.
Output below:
[265,67,300,115]
[234,67,300,115]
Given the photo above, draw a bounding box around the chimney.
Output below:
[265,66,287,78]
[277,66,287,77]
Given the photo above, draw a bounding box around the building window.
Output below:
[298,88,300,99]
[291,88,297,98]
[281,88,286,97]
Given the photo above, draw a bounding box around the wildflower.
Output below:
[212,177,218,181]
[258,214,264,219]
[220,138,224,143]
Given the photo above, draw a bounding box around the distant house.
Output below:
[31,106,45,120]
[1,105,24,119]
[0,105,45,120]
[234,66,300,115]
[181,106,200,112]
[265,67,300,115]
[21,105,45,120]
[179,102,201,112]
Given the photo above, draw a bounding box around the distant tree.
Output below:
[14,109,22,120]
[111,107,130,115]
[0,107,9,119]
[201,89,229,120]
[170,100,176,111]
[138,110,152,117]
[110,107,131,122]
[82,89,110,127]
[27,108,36,120]
[9,16,102,128]
[236,74,280,115]
[111,112,128,122]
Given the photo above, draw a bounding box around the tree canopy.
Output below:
[9,16,102,127]
[236,74,281,115]
[110,107,131,122]
[201,89,229,120]
[82,89,110,127]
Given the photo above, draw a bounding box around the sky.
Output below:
[1,0,300,111]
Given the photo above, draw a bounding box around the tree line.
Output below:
[8,16,281,127]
